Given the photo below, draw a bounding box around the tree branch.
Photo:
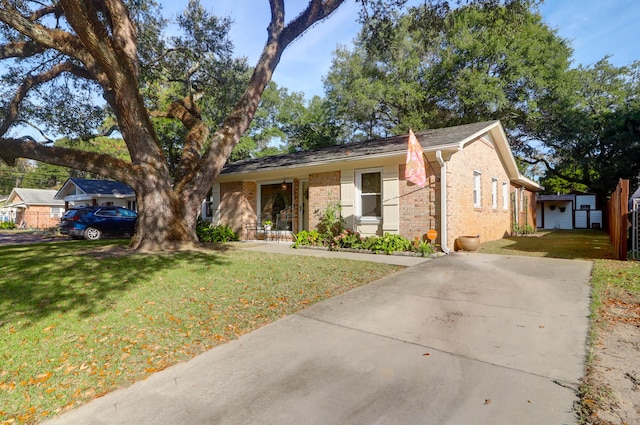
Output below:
[0,61,89,137]
[187,0,347,201]
[0,137,136,185]
[519,156,589,186]
[0,40,46,59]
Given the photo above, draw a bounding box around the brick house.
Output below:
[208,121,541,252]
[3,188,65,229]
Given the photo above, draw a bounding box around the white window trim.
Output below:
[491,178,498,209]
[50,207,64,218]
[473,171,482,208]
[355,168,382,223]
[502,182,509,210]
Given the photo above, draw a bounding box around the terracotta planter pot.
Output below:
[457,235,480,251]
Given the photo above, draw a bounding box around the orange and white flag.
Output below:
[405,129,427,187]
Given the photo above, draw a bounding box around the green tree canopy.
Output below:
[324,0,573,151]
[532,60,640,196]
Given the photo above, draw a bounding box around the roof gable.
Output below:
[7,188,63,206]
[55,178,135,199]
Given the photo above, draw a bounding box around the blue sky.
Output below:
[162,0,640,99]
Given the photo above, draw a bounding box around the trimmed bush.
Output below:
[196,224,239,243]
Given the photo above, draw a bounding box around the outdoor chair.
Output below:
[275,207,293,241]
[244,215,276,241]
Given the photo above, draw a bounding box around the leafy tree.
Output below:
[230,81,303,161]
[324,0,573,153]
[229,82,344,160]
[286,95,345,151]
[531,60,640,197]
[0,0,346,250]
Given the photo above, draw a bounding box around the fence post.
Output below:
[607,179,629,260]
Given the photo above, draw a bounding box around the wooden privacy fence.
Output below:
[607,178,629,260]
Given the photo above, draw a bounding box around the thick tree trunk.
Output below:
[131,174,201,252]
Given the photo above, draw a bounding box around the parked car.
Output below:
[59,206,137,240]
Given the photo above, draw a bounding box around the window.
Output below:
[473,171,482,208]
[127,200,137,212]
[259,181,292,224]
[502,182,509,210]
[356,169,382,220]
[491,178,498,209]
[50,207,64,218]
[203,189,213,218]
[95,208,116,217]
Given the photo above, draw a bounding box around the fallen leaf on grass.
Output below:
[43,324,56,333]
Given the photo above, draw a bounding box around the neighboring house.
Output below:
[631,186,640,210]
[55,178,137,211]
[4,188,65,229]
[536,193,603,230]
[210,120,541,252]
[0,195,10,222]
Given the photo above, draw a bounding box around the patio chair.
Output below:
[275,207,293,241]
[244,215,264,240]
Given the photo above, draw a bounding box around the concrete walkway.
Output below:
[44,251,593,425]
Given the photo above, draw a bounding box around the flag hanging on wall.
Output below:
[405,129,427,187]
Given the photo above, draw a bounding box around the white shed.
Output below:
[537,193,602,230]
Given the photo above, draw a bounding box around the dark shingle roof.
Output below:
[222,121,498,175]
[70,178,134,196]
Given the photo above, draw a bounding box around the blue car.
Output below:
[59,206,137,240]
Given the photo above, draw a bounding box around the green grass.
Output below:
[478,229,616,259]
[0,240,401,424]
[481,229,640,423]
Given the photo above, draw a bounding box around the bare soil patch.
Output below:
[588,294,640,425]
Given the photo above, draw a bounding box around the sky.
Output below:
[161,0,640,100]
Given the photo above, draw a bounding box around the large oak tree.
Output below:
[0,0,347,250]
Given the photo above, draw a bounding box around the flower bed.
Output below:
[293,229,439,257]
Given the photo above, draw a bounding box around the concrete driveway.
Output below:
[44,252,592,425]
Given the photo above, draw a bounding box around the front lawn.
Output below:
[0,241,401,424]
[480,230,640,424]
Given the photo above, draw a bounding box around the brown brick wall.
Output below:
[17,206,62,229]
[398,163,440,243]
[447,138,512,249]
[219,181,257,238]
[308,171,341,231]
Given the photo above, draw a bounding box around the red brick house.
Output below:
[4,188,65,229]
[208,121,540,252]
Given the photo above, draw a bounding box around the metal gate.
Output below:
[632,198,640,260]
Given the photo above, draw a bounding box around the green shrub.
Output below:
[0,221,16,230]
[332,229,363,250]
[413,237,437,256]
[362,233,413,254]
[316,201,345,238]
[196,223,239,243]
[293,230,323,248]
[513,223,536,236]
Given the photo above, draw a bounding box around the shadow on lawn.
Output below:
[0,240,231,323]
[479,229,616,260]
